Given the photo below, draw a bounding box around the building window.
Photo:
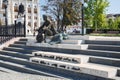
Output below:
[34,6,37,8]
[15,3,17,5]
[34,8,37,13]
[34,22,37,27]
[34,16,37,19]
[28,22,31,26]
[28,8,31,13]
[15,15,18,18]
[14,6,18,12]
[2,4,5,9]
[3,13,5,17]
[28,5,31,7]
[28,16,31,19]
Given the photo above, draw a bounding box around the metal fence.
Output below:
[0,22,26,44]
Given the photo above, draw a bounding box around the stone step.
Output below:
[1,37,120,79]
[6,44,120,68]
[0,50,31,59]
[0,54,70,79]
[85,40,120,45]
[3,44,120,73]
[32,51,89,64]
[19,38,28,41]
[23,43,120,59]
[114,77,120,80]
[0,54,109,80]
[27,42,88,50]
[89,56,120,67]
[26,37,84,45]
[3,47,34,54]
[30,57,117,79]
[8,44,47,52]
[80,49,120,59]
[32,50,120,68]
[9,44,25,47]
[68,35,88,40]
[81,63,117,79]
[0,54,28,62]
[88,44,120,52]
[14,41,27,45]
[9,44,32,49]
[61,40,83,44]
[0,60,62,78]
[13,40,120,52]
[88,36,120,41]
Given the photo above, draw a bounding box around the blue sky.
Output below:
[39,0,47,17]
[106,0,120,14]
[40,0,120,17]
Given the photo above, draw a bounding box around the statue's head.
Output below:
[43,15,47,21]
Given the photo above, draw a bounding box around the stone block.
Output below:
[26,39,88,50]
[32,51,89,64]
[80,63,117,78]
[30,57,117,78]
[61,40,84,45]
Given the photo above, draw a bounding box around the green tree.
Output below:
[115,17,120,30]
[61,0,81,30]
[84,0,109,31]
[84,0,94,28]
[42,0,81,31]
[108,18,114,30]
[42,0,63,30]
[107,17,120,30]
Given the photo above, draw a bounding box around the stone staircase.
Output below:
[0,39,65,79]
[0,36,120,80]
[86,41,120,56]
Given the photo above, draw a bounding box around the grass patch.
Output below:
[89,33,120,37]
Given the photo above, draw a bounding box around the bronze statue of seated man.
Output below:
[36,15,58,43]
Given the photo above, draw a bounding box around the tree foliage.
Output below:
[42,0,120,32]
[84,0,109,31]
[41,0,81,31]
[115,17,120,30]
[108,17,120,30]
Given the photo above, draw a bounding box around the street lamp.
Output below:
[3,0,8,27]
[80,0,84,35]
[80,0,88,35]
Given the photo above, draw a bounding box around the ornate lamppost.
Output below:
[80,0,88,35]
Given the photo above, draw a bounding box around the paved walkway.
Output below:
[0,67,70,80]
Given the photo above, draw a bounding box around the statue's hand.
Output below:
[43,26,48,30]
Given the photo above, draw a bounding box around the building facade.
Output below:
[0,0,40,35]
